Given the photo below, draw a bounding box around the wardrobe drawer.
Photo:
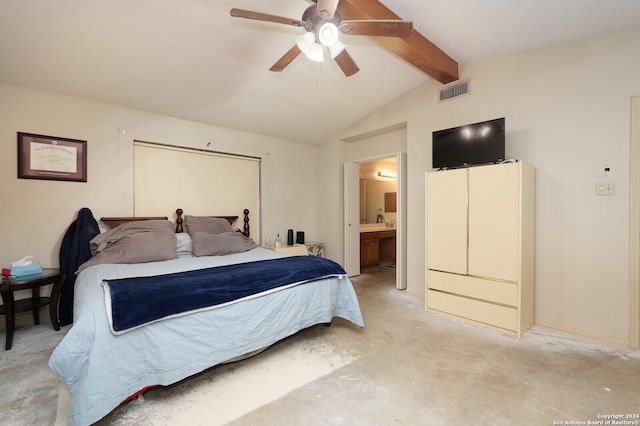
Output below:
[427,270,517,306]
[427,289,518,332]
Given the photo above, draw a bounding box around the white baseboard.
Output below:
[535,318,629,347]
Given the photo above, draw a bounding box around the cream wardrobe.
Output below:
[425,161,535,337]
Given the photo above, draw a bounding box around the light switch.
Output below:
[595,182,615,196]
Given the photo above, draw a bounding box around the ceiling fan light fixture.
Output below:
[296,31,316,54]
[306,42,324,62]
[328,40,346,59]
[230,5,419,76]
[318,22,339,47]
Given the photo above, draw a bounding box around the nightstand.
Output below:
[0,268,66,350]
[264,244,309,256]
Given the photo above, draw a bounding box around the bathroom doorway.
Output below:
[344,152,407,290]
[360,158,398,283]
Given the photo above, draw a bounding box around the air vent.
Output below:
[439,79,470,102]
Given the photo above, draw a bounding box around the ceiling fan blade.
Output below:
[316,0,339,19]
[333,49,360,77]
[269,45,302,72]
[230,8,305,27]
[340,20,413,37]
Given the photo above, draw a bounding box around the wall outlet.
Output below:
[595,181,615,196]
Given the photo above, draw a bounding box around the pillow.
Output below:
[191,231,257,257]
[184,215,233,236]
[78,220,177,272]
[175,232,194,256]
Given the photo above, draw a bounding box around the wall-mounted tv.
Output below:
[432,117,505,169]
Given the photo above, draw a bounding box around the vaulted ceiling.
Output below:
[1,0,639,145]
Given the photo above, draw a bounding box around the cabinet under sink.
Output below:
[360,229,396,267]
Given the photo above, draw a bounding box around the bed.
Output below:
[49,209,364,426]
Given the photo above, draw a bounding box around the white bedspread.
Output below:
[49,248,364,426]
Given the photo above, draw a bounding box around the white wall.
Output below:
[318,28,640,345]
[0,83,318,269]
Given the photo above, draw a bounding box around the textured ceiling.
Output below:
[1,0,639,145]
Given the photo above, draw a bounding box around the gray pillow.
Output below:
[184,215,233,236]
[192,231,257,256]
[78,220,177,272]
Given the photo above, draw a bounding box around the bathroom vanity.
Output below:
[360,224,396,267]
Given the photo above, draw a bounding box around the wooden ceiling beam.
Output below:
[338,0,459,84]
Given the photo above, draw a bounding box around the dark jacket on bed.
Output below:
[58,207,100,326]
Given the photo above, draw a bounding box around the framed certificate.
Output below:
[17,132,87,182]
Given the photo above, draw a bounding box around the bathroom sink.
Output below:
[360,224,396,232]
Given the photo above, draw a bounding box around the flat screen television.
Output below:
[432,117,505,169]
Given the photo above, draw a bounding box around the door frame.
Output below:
[344,151,407,290]
[630,96,640,349]
[344,162,361,277]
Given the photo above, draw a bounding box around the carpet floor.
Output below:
[2,265,640,425]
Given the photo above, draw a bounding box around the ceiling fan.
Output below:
[230,0,413,77]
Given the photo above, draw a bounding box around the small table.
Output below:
[0,268,66,350]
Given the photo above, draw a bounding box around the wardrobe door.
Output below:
[468,163,519,282]
[426,169,468,275]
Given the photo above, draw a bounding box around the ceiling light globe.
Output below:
[318,23,339,47]
[306,43,324,62]
[296,31,316,54]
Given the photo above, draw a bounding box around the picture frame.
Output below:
[17,132,87,182]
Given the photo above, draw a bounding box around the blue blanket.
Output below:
[102,256,347,333]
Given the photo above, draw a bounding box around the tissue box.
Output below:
[2,264,43,277]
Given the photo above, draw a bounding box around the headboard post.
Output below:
[243,209,250,238]
[175,208,184,233]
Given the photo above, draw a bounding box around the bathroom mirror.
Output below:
[385,192,397,212]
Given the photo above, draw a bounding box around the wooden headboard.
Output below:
[101,208,250,237]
